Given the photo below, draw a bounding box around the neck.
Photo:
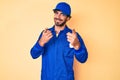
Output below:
[55,25,66,34]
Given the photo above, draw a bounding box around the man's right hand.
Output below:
[39,28,53,47]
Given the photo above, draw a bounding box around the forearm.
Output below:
[75,47,88,63]
[30,42,44,59]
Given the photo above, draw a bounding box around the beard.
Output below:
[54,18,67,27]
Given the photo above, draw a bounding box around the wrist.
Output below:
[73,42,80,50]
[39,39,45,47]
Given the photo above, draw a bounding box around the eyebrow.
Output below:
[54,10,69,17]
[54,9,63,13]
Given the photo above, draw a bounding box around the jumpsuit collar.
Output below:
[50,25,69,33]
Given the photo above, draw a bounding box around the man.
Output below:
[30,2,88,80]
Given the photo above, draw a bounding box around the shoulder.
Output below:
[65,26,72,32]
[48,26,54,31]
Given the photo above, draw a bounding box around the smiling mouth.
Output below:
[54,18,63,21]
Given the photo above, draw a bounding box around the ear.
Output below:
[66,16,71,21]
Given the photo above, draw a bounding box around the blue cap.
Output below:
[53,2,71,16]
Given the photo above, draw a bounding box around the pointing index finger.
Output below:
[72,29,76,34]
[44,28,48,33]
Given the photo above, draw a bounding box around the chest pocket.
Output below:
[64,46,74,58]
[63,40,74,58]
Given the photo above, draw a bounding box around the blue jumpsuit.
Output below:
[30,26,88,80]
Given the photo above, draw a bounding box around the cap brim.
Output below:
[53,9,70,17]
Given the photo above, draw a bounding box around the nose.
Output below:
[56,13,60,18]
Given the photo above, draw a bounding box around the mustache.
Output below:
[54,18,63,21]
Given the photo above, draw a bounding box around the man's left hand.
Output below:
[66,29,80,50]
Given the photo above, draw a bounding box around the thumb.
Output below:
[72,29,76,34]
[43,28,48,33]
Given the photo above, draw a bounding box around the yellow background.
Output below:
[0,0,120,80]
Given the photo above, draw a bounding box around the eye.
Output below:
[54,10,58,14]
[61,13,66,17]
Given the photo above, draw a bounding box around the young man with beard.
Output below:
[30,2,88,80]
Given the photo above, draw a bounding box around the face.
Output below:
[54,10,69,27]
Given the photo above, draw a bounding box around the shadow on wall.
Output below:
[68,13,92,80]
[67,13,81,29]
[68,14,83,80]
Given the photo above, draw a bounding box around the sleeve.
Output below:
[74,33,88,63]
[30,32,44,59]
